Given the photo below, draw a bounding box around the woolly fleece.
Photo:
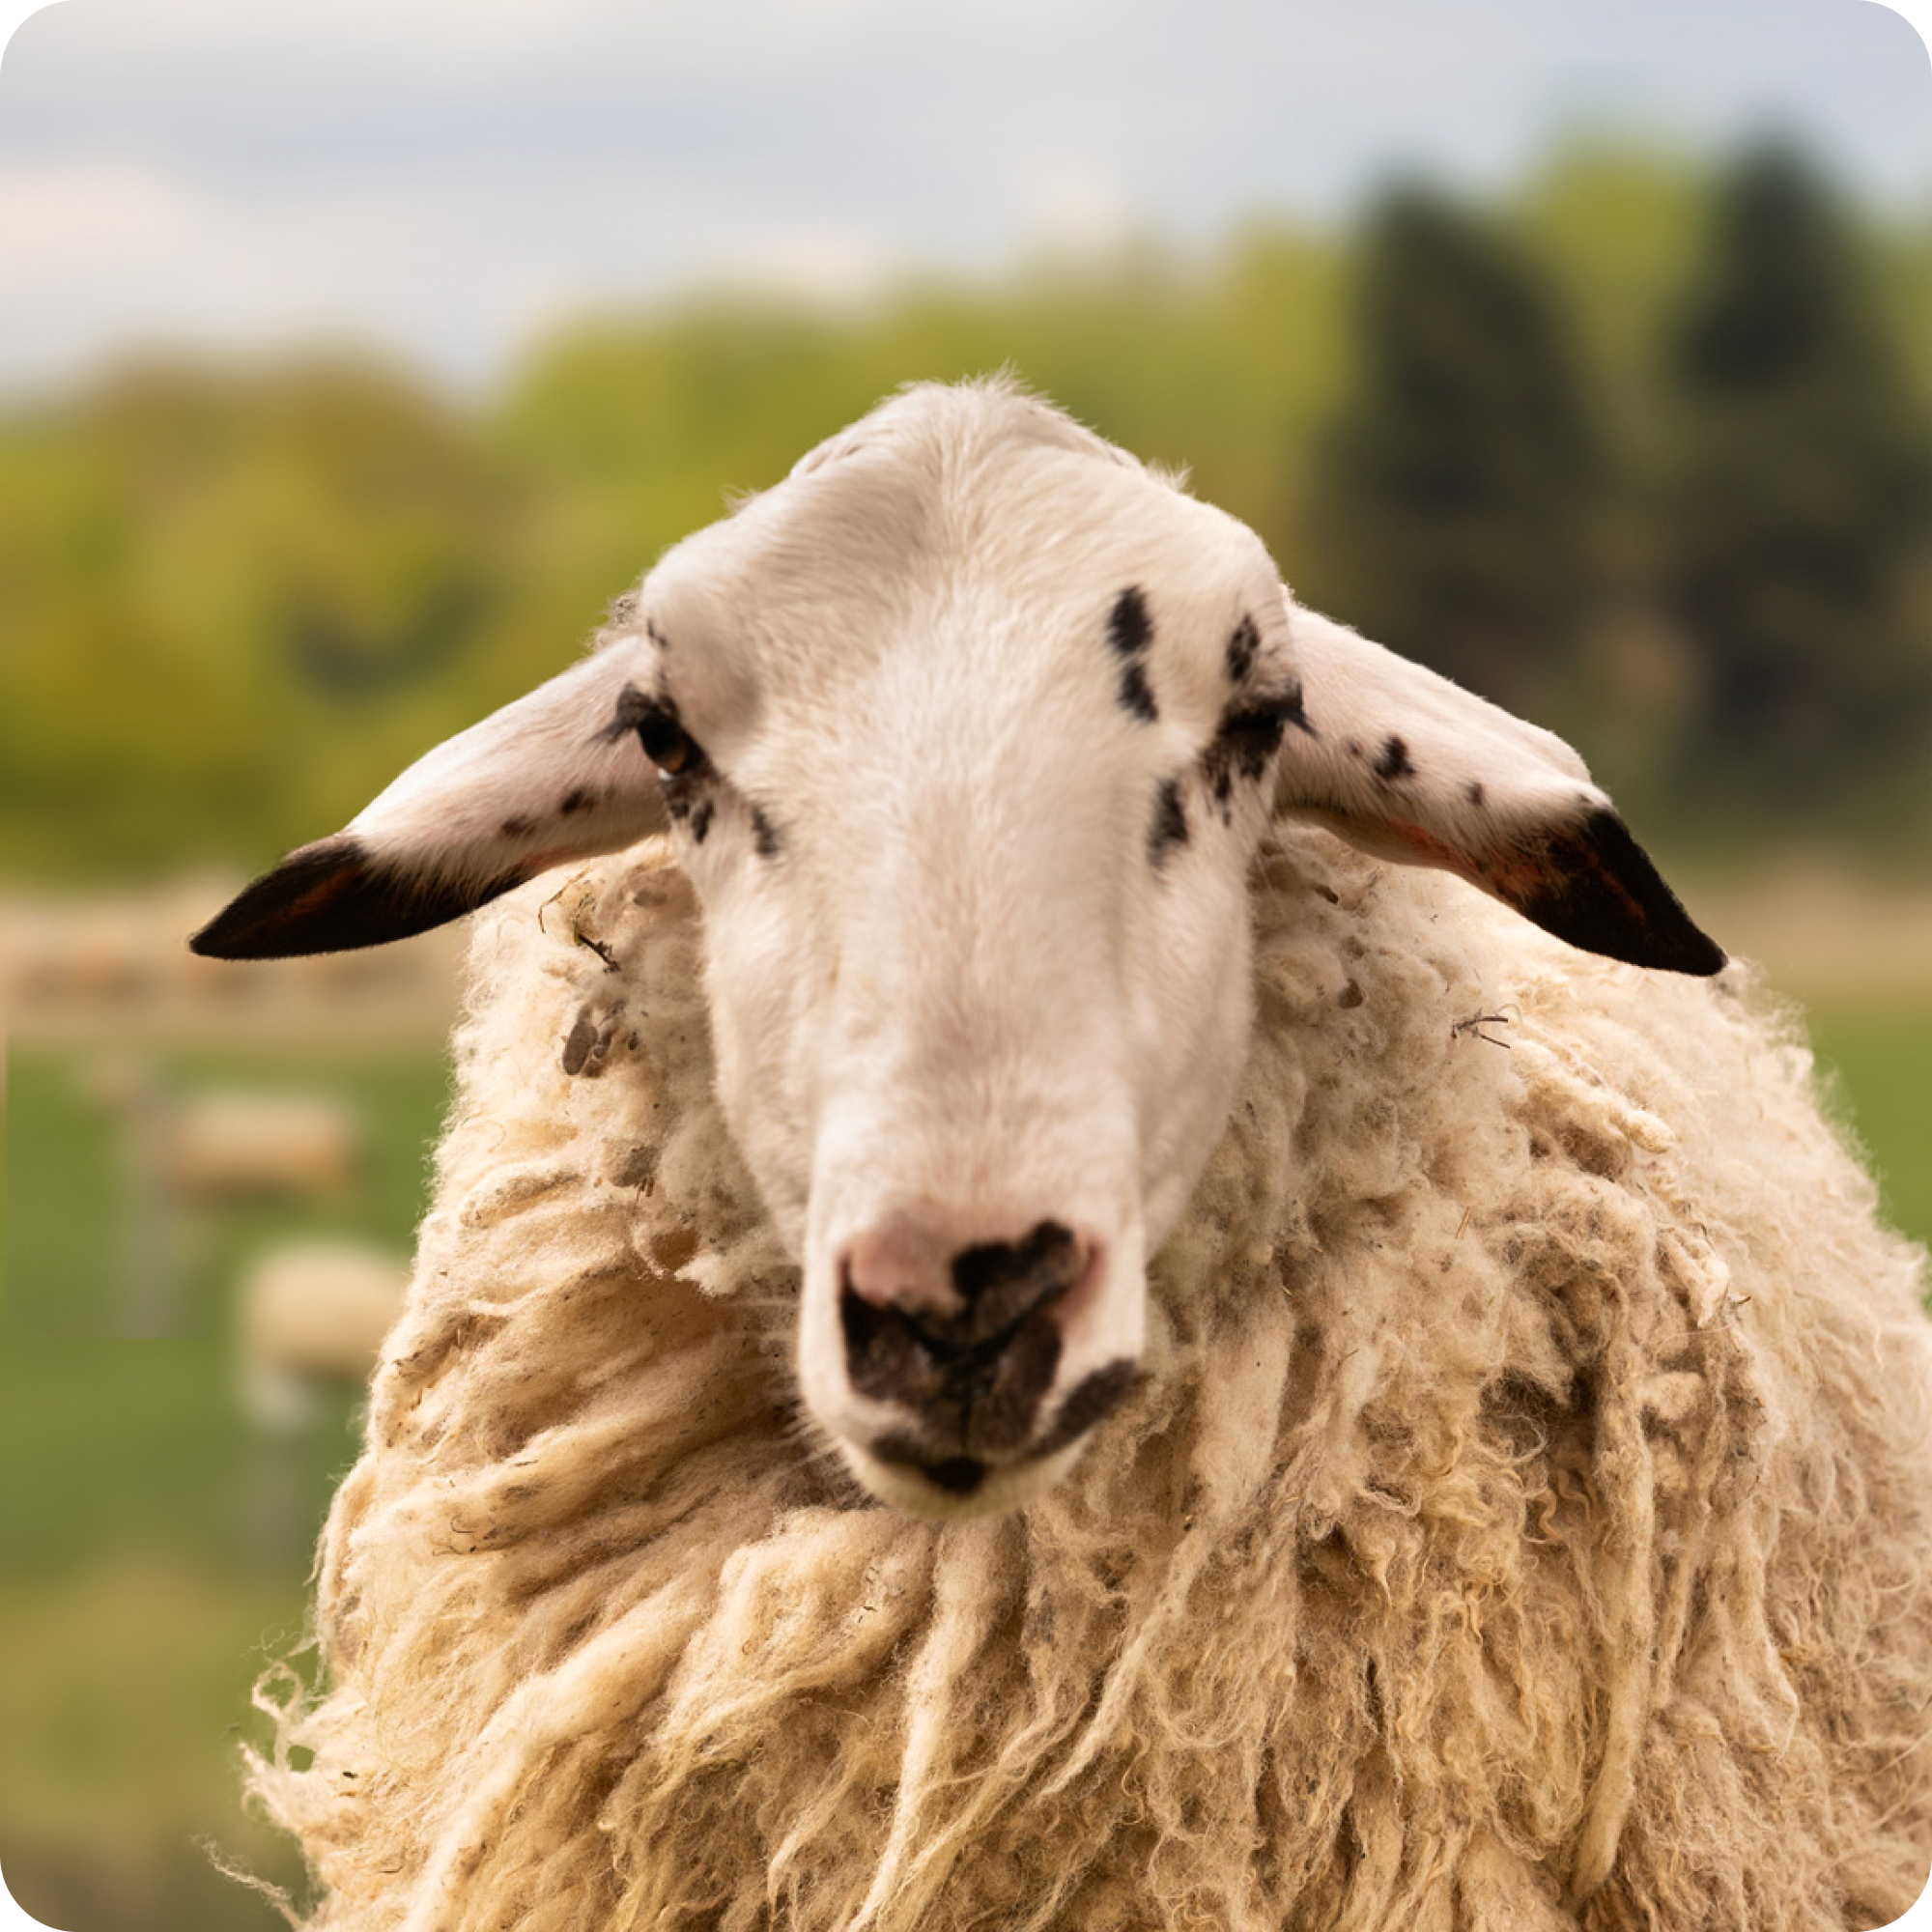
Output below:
[248,828,1932,1932]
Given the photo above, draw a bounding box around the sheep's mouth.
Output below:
[868,1446,995,1499]
[863,1357,1141,1509]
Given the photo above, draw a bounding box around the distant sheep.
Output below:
[238,1238,411,1407]
[84,1062,360,1205]
[163,1094,360,1203]
[196,382,1932,1931]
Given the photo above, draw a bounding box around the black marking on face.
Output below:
[500,813,539,838]
[1202,690,1309,803]
[1226,613,1260,685]
[689,796,716,845]
[1028,1359,1139,1460]
[1348,739,1363,759]
[1107,586,1159,723]
[1118,659,1159,723]
[1375,735,1414,782]
[1149,778,1190,867]
[1107,586,1153,660]
[750,805,782,859]
[1465,780,1486,808]
[559,786,596,816]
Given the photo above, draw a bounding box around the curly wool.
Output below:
[248,829,1932,1932]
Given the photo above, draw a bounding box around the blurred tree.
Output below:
[0,357,517,877]
[1312,186,1606,718]
[1659,144,1932,825]
[6,147,1931,884]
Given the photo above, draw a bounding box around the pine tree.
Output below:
[1660,143,1932,820]
[1314,186,1605,718]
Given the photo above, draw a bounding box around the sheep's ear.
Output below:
[191,645,671,959]
[1272,606,1724,976]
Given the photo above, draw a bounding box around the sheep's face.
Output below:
[627,393,1301,1514]
[191,382,1724,1520]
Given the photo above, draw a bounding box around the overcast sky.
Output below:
[0,0,1926,398]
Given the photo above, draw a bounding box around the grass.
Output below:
[5,1044,452,1337]
[1806,1001,1932,1255]
[3,1039,450,1932]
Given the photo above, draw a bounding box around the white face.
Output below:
[194,384,1722,1519]
[627,394,1301,1514]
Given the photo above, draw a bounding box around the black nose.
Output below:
[840,1219,1085,1458]
[949,1221,1086,1340]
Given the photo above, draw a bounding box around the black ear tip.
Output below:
[189,837,374,959]
[1521,809,1725,978]
[192,835,534,959]
[1659,924,1728,978]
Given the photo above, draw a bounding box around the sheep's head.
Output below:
[193,380,1721,1518]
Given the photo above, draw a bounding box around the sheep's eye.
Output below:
[638,711,704,777]
[598,683,709,778]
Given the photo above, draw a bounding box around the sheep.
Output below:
[237,1239,412,1567]
[192,379,1932,1931]
[237,1237,412,1415]
[160,1092,363,1203]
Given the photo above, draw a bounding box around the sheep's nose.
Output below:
[838,1219,1100,1466]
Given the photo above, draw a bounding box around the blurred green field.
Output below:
[1806,1003,1932,1262]
[0,1005,1925,1932]
[2,1041,452,1932]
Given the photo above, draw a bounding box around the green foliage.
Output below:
[1657,145,1932,828]
[1310,185,1605,720]
[0,356,525,877]
[1,144,1929,884]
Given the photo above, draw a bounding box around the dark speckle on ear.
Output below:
[750,805,782,859]
[1375,735,1414,782]
[1148,779,1189,867]
[560,786,597,816]
[500,813,539,838]
[1225,614,1260,685]
[1465,780,1486,808]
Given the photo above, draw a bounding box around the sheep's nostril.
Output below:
[839,1288,931,1396]
[949,1220,1091,1339]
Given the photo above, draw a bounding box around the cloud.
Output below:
[0,0,1923,395]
